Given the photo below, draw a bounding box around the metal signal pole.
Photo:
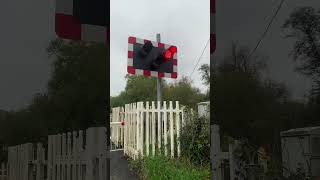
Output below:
[156,34,162,103]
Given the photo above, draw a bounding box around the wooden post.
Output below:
[146,102,150,156]
[169,101,174,158]
[176,101,181,157]
[163,101,168,156]
[140,102,144,156]
[124,105,128,155]
[229,143,235,180]
[136,103,140,156]
[152,101,156,156]
[211,125,222,180]
[157,101,161,153]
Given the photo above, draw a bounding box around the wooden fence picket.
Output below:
[146,102,150,156]
[176,101,181,157]
[163,101,168,156]
[157,101,161,153]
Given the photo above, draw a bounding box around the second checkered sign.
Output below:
[127,36,178,79]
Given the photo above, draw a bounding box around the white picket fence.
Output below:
[3,127,107,180]
[47,127,108,180]
[0,163,7,180]
[110,101,185,160]
[7,143,46,180]
[110,107,125,151]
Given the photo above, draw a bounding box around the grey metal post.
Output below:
[156,34,162,103]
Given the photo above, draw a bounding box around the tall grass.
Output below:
[129,154,210,180]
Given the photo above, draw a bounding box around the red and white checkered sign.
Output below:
[127,36,178,79]
[55,0,108,42]
[211,0,216,54]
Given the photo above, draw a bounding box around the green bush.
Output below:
[129,154,209,180]
[180,111,210,167]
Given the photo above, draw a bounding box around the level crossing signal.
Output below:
[127,36,178,79]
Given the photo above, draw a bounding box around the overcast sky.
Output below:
[0,0,319,110]
[110,0,210,96]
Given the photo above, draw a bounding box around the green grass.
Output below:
[128,154,210,180]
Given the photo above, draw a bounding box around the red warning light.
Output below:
[163,50,172,60]
[163,46,177,60]
[168,46,177,54]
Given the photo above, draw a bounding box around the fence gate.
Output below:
[110,107,125,151]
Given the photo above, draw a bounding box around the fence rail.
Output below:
[111,101,185,160]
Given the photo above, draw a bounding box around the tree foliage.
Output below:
[212,43,301,149]
[0,39,108,146]
[283,7,320,126]
[283,7,320,78]
[110,75,206,109]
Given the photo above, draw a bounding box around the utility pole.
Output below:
[156,33,162,103]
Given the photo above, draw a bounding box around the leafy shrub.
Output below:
[180,110,210,167]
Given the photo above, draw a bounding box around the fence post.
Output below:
[139,102,144,156]
[211,125,222,180]
[176,101,181,157]
[169,101,174,158]
[229,142,235,180]
[146,102,150,156]
[136,103,140,157]
[124,105,128,155]
[151,101,156,156]
[157,101,161,154]
[163,101,168,156]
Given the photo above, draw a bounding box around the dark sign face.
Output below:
[73,0,108,26]
[133,43,174,73]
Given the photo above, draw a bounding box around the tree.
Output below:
[45,39,108,132]
[111,76,206,109]
[110,75,158,108]
[199,64,210,98]
[283,7,320,125]
[0,39,108,146]
[283,7,320,78]
[212,43,292,148]
[199,64,210,87]
[164,76,206,108]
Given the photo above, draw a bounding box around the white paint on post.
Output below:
[176,101,181,157]
[169,101,174,158]
[136,103,140,156]
[163,101,168,156]
[139,102,144,155]
[146,102,150,156]
[152,101,156,156]
[157,101,161,153]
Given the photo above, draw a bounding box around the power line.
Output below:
[249,0,285,58]
[190,38,210,78]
